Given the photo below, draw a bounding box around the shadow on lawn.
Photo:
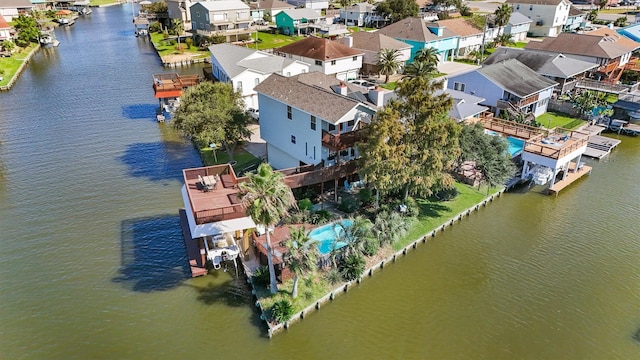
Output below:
[415,199,451,218]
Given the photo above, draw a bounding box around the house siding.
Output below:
[511,1,570,37]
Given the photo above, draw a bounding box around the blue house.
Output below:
[377,17,459,63]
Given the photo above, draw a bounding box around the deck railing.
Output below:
[321,129,366,151]
[480,116,546,140]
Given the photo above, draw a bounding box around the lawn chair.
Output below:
[344,180,352,192]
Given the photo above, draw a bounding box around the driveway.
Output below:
[438,61,479,76]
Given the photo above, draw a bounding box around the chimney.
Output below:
[339,81,348,96]
[368,86,385,108]
[343,35,353,48]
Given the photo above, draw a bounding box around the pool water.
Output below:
[309,219,353,255]
[485,130,524,157]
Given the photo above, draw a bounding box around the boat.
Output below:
[529,164,554,185]
[40,36,52,45]
[79,7,92,15]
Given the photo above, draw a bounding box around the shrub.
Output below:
[339,254,366,281]
[358,188,373,205]
[252,266,270,288]
[163,30,169,40]
[298,198,313,211]
[434,187,459,201]
[169,39,177,46]
[314,209,333,223]
[1,40,15,52]
[271,299,294,323]
[363,238,378,256]
[337,198,358,213]
[184,37,193,49]
[149,22,162,33]
[325,269,342,285]
[304,290,314,301]
[210,33,226,44]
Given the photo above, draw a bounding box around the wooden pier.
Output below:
[583,135,621,159]
[548,164,592,195]
[179,209,207,277]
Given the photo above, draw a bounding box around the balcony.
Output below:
[523,129,590,160]
[280,161,358,189]
[321,129,366,151]
[599,60,620,75]
[480,116,546,140]
[497,93,539,110]
[152,73,200,99]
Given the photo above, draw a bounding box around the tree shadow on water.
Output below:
[119,141,202,182]
[113,214,190,292]
[122,104,158,121]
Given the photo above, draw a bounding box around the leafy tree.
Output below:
[372,210,410,246]
[146,1,168,14]
[339,0,353,8]
[375,0,419,23]
[468,49,483,64]
[494,4,512,36]
[587,10,598,22]
[377,48,401,83]
[1,40,15,52]
[239,163,297,294]
[13,14,39,47]
[358,76,461,198]
[458,123,514,191]
[571,90,609,118]
[173,82,251,162]
[280,226,319,299]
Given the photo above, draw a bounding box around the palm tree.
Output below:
[372,211,410,247]
[377,48,401,83]
[494,33,514,47]
[403,60,437,78]
[494,4,512,37]
[414,47,440,68]
[280,226,319,298]
[172,19,184,50]
[333,216,373,258]
[239,163,297,294]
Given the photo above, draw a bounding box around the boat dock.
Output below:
[584,135,622,159]
[548,163,592,195]
[178,209,207,277]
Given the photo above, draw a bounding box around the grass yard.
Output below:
[0,43,38,87]
[252,31,303,50]
[536,111,586,129]
[89,0,122,5]
[255,274,332,321]
[347,26,376,32]
[379,82,397,90]
[201,146,260,175]
[150,32,209,58]
[395,182,497,250]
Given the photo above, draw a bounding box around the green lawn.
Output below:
[0,43,38,87]
[200,147,260,175]
[89,0,121,5]
[394,182,497,250]
[150,32,209,58]
[347,26,376,32]
[536,111,585,129]
[379,82,397,90]
[255,274,332,321]
[252,31,303,50]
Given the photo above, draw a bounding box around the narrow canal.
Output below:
[0,5,639,359]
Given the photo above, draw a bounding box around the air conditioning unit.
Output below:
[536,20,544,26]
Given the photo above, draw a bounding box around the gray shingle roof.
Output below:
[483,47,598,78]
[506,0,565,5]
[477,59,558,98]
[209,43,300,78]
[437,89,488,121]
[378,17,457,42]
[508,12,532,25]
[525,32,640,59]
[254,72,371,124]
[280,8,322,20]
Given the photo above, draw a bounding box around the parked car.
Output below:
[247,108,259,120]
[348,79,377,90]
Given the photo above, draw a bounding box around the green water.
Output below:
[1,5,639,359]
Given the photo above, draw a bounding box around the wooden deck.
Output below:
[548,164,592,195]
[179,209,208,277]
[583,135,621,159]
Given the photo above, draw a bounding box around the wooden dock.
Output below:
[583,135,621,159]
[178,209,208,277]
[548,164,592,195]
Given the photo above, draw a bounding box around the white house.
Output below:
[274,36,364,81]
[433,18,498,58]
[0,0,32,22]
[341,31,412,75]
[190,1,251,35]
[506,0,571,37]
[340,2,385,28]
[286,0,329,12]
[0,14,11,41]
[505,11,532,42]
[209,43,310,109]
[255,72,392,169]
[446,59,557,117]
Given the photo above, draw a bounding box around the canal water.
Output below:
[1,5,639,359]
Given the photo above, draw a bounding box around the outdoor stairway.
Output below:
[584,135,621,159]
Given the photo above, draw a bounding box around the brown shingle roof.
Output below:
[275,36,363,61]
[0,15,9,29]
[254,73,364,124]
[378,17,457,42]
[568,5,584,17]
[346,31,412,52]
[433,18,483,37]
[0,0,33,8]
[525,32,640,59]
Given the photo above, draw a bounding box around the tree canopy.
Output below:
[375,0,419,23]
[357,76,461,198]
[13,14,39,47]
[172,82,251,162]
[458,123,514,190]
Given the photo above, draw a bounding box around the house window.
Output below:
[236,81,242,92]
[352,56,357,61]
[286,72,291,76]
[291,135,296,144]
[315,60,322,66]
[197,12,200,17]
[311,115,316,130]
[331,60,336,65]
[255,78,259,86]
[328,123,336,131]
[347,120,355,127]
[454,82,465,91]
[287,105,292,119]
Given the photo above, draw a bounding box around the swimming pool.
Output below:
[484,130,524,157]
[309,219,352,255]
